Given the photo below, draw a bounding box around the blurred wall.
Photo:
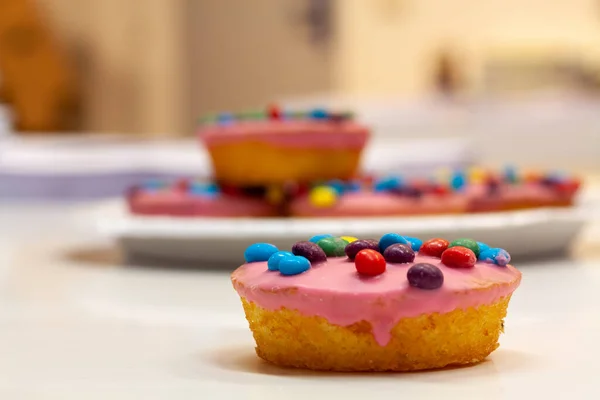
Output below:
[31,0,600,135]
[189,0,333,119]
[36,0,188,136]
[333,0,600,96]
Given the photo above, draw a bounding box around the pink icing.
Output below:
[232,255,521,346]
[128,190,277,217]
[199,121,369,149]
[466,183,576,212]
[290,192,468,217]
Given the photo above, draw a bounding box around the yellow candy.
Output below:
[309,186,338,208]
[468,167,487,184]
[266,186,284,204]
[340,236,358,243]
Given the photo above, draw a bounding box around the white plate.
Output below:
[88,200,594,265]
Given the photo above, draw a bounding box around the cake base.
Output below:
[240,296,511,371]
[208,142,362,185]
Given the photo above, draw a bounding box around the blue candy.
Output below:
[267,251,294,271]
[189,182,219,196]
[218,112,235,124]
[379,233,409,252]
[309,108,328,120]
[346,181,361,192]
[142,179,165,191]
[477,241,490,255]
[404,236,423,251]
[374,176,403,192]
[327,180,346,195]
[279,255,311,276]
[479,248,511,266]
[309,234,333,243]
[450,171,466,191]
[503,165,518,184]
[244,243,279,263]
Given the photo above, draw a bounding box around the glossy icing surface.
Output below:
[290,192,468,217]
[232,255,521,346]
[466,182,577,211]
[200,121,369,149]
[129,190,277,217]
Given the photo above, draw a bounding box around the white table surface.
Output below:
[1,203,600,399]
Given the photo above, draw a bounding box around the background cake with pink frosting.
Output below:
[198,105,369,186]
[127,179,279,217]
[232,233,521,371]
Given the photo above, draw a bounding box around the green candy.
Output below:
[198,114,217,124]
[238,110,264,120]
[449,238,480,257]
[316,237,347,257]
[340,111,355,120]
[289,110,307,119]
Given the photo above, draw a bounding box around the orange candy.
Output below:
[420,238,450,257]
[441,246,476,268]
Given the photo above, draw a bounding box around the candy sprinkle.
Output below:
[345,239,380,260]
[419,238,450,257]
[355,249,386,276]
[267,251,294,271]
[379,233,409,252]
[316,237,347,257]
[244,243,279,263]
[407,263,444,290]
[292,241,327,264]
[309,234,333,243]
[279,255,311,276]
[340,236,358,244]
[309,186,338,208]
[404,236,423,251]
[449,238,480,257]
[441,246,476,268]
[383,244,415,264]
[479,248,511,266]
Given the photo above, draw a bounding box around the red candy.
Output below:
[220,185,241,196]
[267,104,281,119]
[432,185,450,196]
[355,249,386,276]
[420,238,450,257]
[174,179,190,192]
[441,246,476,268]
[555,180,580,194]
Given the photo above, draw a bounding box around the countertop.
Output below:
[1,203,599,399]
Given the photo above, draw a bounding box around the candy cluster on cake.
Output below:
[199,104,369,186]
[127,167,580,218]
[232,233,521,371]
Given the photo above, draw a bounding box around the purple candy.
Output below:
[383,244,415,264]
[344,239,380,260]
[407,263,444,290]
[292,241,327,264]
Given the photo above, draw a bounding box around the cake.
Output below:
[464,167,581,212]
[289,176,468,217]
[198,105,369,186]
[127,179,279,217]
[232,234,521,371]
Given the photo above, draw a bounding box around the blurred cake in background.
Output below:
[289,176,469,217]
[125,167,581,219]
[127,179,279,217]
[198,105,369,186]
[466,167,581,212]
